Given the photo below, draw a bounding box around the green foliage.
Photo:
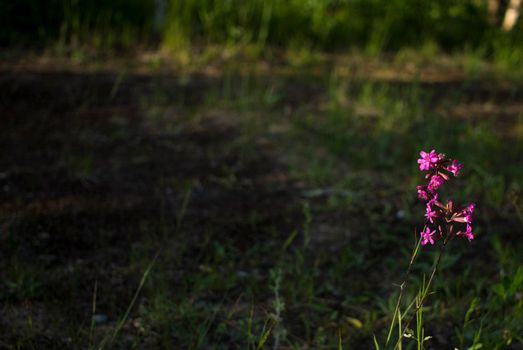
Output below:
[3,0,523,65]
[158,0,503,53]
[0,0,155,48]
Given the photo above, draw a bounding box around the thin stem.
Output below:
[88,280,98,350]
[96,251,159,350]
[394,240,447,350]
[386,234,422,345]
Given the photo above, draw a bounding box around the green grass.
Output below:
[4,0,523,74]
[0,49,523,349]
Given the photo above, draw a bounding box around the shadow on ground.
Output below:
[0,67,522,348]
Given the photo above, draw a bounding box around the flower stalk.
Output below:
[383,149,476,349]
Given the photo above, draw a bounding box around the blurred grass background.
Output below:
[1,0,523,349]
[1,0,522,62]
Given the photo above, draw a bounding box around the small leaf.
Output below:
[373,334,380,350]
[346,316,363,329]
[257,322,274,350]
[282,230,298,251]
[492,283,505,299]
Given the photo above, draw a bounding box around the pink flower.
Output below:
[465,203,476,214]
[465,224,474,241]
[428,193,439,206]
[447,160,463,176]
[425,204,437,223]
[417,150,439,171]
[427,175,444,191]
[420,227,436,245]
[463,203,475,223]
[417,186,429,200]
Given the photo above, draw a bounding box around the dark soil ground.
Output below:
[0,68,304,349]
[1,57,522,349]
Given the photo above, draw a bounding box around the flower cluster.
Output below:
[416,150,475,246]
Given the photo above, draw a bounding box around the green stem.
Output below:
[386,234,422,346]
[394,240,447,350]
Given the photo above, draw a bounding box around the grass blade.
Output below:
[97,251,159,350]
